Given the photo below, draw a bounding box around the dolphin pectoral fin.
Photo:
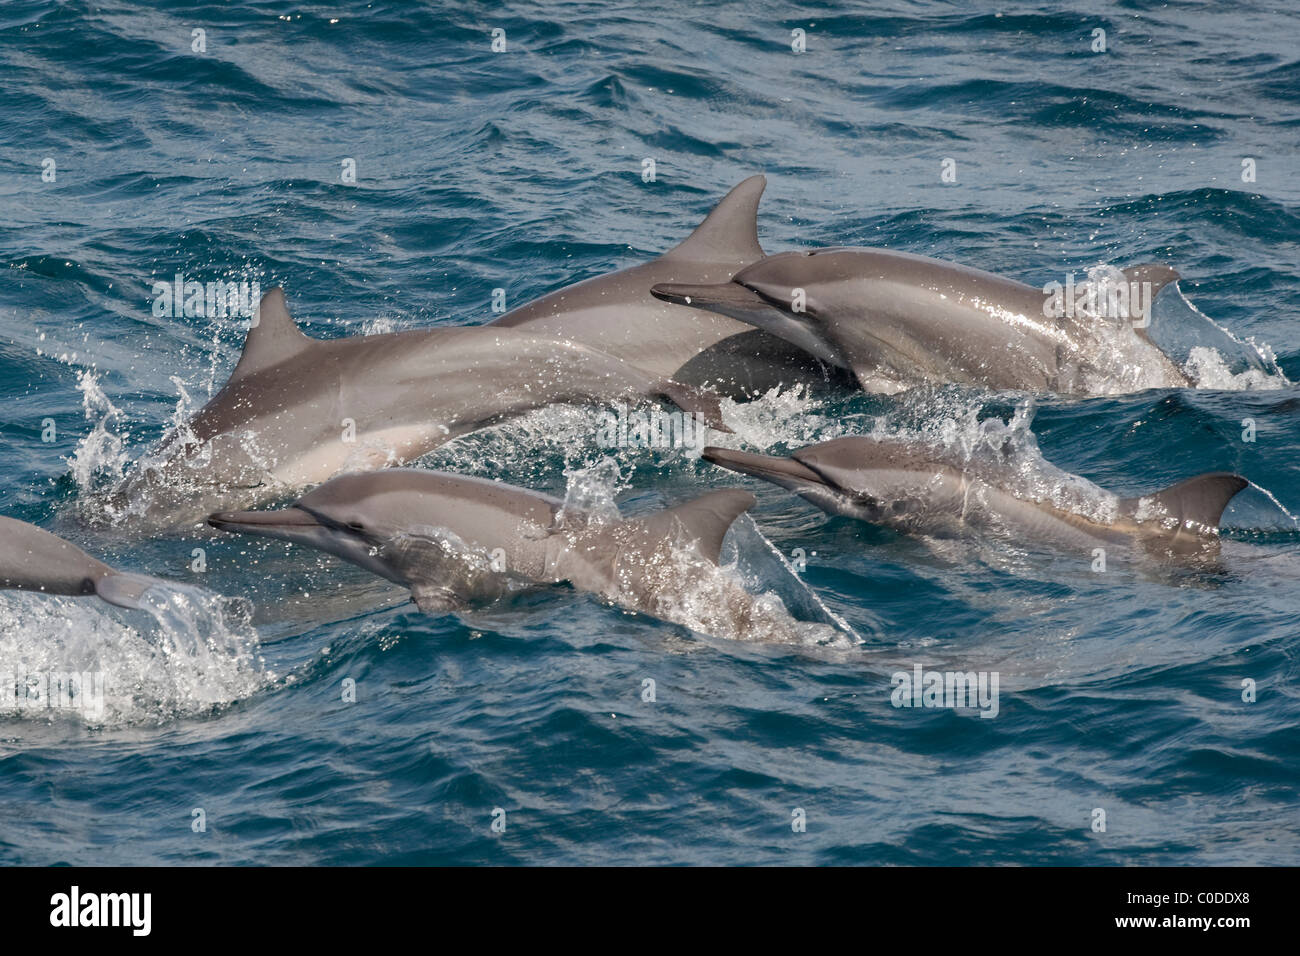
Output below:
[644,488,757,565]
[663,175,766,265]
[409,585,467,615]
[1124,472,1249,537]
[95,571,166,610]
[229,287,316,383]
[655,379,732,433]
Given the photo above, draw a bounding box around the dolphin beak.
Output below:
[654,281,851,372]
[651,280,771,312]
[208,506,323,535]
[701,446,827,488]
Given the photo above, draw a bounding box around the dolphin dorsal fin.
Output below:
[1121,263,1182,299]
[1124,471,1248,531]
[230,288,314,382]
[663,175,767,266]
[648,488,757,564]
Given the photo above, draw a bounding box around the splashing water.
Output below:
[558,456,626,526]
[1182,346,1286,391]
[66,368,131,493]
[0,581,271,728]
[555,459,855,646]
[1150,284,1288,390]
[721,384,857,450]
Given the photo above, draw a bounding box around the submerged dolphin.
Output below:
[653,248,1189,395]
[110,288,727,528]
[0,516,164,608]
[490,176,854,397]
[702,437,1248,556]
[208,469,756,621]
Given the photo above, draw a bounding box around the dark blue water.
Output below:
[2,0,1299,865]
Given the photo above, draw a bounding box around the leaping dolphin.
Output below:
[0,516,165,608]
[208,469,757,621]
[653,248,1190,395]
[109,289,728,528]
[702,437,1248,557]
[490,176,855,397]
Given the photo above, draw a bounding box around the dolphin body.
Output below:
[652,248,1190,395]
[489,177,855,397]
[702,437,1248,556]
[110,289,727,528]
[0,516,164,608]
[209,469,757,619]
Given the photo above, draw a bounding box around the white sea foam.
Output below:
[66,368,130,493]
[0,582,270,727]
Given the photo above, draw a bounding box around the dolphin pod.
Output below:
[652,248,1190,395]
[2,175,1266,638]
[0,517,165,608]
[208,470,756,617]
[702,438,1248,557]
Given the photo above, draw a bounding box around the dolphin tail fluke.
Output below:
[664,176,766,265]
[648,489,757,564]
[1124,472,1249,532]
[655,379,733,434]
[95,571,167,610]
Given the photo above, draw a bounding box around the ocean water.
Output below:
[2,0,1299,865]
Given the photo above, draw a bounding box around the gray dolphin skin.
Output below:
[490,177,854,397]
[111,288,728,527]
[652,248,1190,395]
[0,516,164,608]
[208,469,756,617]
[702,437,1248,556]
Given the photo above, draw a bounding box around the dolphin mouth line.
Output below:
[208,505,323,533]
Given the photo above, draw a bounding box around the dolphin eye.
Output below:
[345,519,366,532]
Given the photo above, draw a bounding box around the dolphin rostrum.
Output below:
[208,469,757,620]
[0,516,165,608]
[702,437,1248,556]
[652,248,1190,395]
[110,288,728,528]
[490,176,855,397]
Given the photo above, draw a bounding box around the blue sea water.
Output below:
[1,0,1299,865]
